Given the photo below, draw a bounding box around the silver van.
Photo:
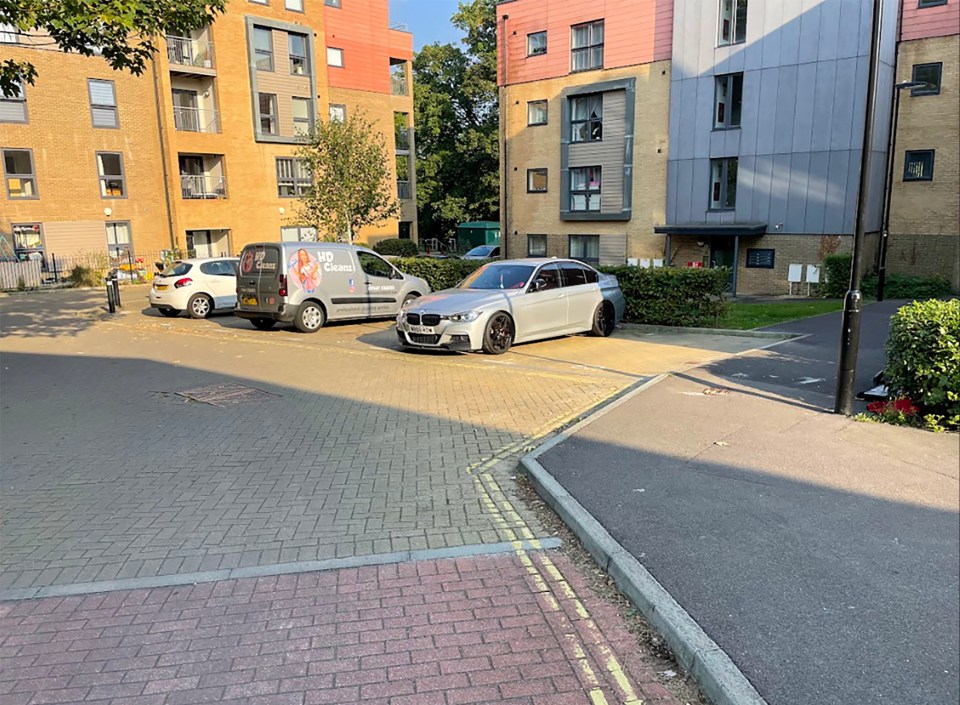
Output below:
[235,242,430,332]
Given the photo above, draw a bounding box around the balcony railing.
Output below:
[173,106,220,133]
[397,180,412,199]
[391,74,408,96]
[166,36,215,69]
[180,174,226,199]
[395,127,410,151]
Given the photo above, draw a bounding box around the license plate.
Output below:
[408,325,435,335]
[241,295,258,306]
[155,284,168,291]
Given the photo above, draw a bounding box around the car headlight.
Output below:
[447,310,480,322]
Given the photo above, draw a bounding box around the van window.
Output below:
[240,246,280,276]
[358,251,394,279]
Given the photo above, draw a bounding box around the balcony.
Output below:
[180,174,226,199]
[391,74,408,96]
[397,180,412,199]
[395,127,410,152]
[166,35,216,75]
[174,106,220,133]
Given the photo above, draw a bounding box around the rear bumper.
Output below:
[236,303,297,323]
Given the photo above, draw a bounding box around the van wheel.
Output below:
[187,294,213,319]
[589,301,616,337]
[403,292,421,305]
[250,318,276,331]
[482,312,514,355]
[294,301,325,333]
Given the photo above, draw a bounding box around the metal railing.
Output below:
[395,127,410,151]
[173,106,220,133]
[397,180,412,199]
[391,74,408,96]
[389,21,410,32]
[180,174,226,199]
[166,36,215,69]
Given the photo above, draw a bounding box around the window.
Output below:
[12,223,44,259]
[570,94,602,142]
[329,104,346,122]
[571,20,603,72]
[570,166,601,212]
[527,100,547,126]
[904,150,934,181]
[3,149,37,198]
[527,168,548,193]
[277,157,312,196]
[293,97,313,132]
[325,0,341,6]
[88,79,118,128]
[327,47,344,67]
[918,0,947,6]
[390,59,407,95]
[719,0,748,45]
[289,33,309,74]
[559,262,599,286]
[249,0,267,4]
[200,260,238,276]
[253,28,274,71]
[569,235,600,265]
[746,248,775,269]
[281,226,318,242]
[285,0,304,10]
[912,63,942,95]
[97,152,125,198]
[528,234,548,257]
[0,80,27,123]
[710,157,738,209]
[527,31,547,56]
[714,73,743,128]
[259,93,278,135]
[105,221,132,257]
[358,251,396,279]
[0,23,19,43]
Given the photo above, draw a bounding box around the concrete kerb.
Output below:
[622,323,796,339]
[519,374,769,705]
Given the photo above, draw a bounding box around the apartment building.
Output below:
[499,0,958,295]
[0,0,415,266]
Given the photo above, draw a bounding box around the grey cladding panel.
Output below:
[831,58,858,151]
[761,1,782,69]
[675,160,695,224]
[798,1,822,64]
[739,72,761,157]
[778,0,802,66]
[694,77,713,158]
[843,149,862,233]
[678,80,698,161]
[792,63,817,153]
[811,60,837,152]
[786,152,810,232]
[818,0,841,62]
[750,155,774,223]
[825,150,850,232]
[755,68,779,155]
[774,65,799,154]
[769,154,792,229]
[734,155,756,222]
[691,158,710,221]
[804,151,831,234]
[838,0,862,59]
[666,162,679,223]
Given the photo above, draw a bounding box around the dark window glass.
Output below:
[570,94,602,142]
[527,168,548,192]
[253,28,273,71]
[358,251,395,278]
[569,235,599,265]
[559,264,589,287]
[527,31,547,56]
[527,234,547,257]
[912,63,942,95]
[904,150,934,181]
[571,20,603,72]
[533,263,562,290]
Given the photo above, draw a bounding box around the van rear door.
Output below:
[237,244,282,311]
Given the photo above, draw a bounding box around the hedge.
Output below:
[601,266,729,326]
[374,238,418,257]
[884,299,960,429]
[392,257,484,291]
[821,253,954,300]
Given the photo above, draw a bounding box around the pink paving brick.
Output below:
[0,553,678,705]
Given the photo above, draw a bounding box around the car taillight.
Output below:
[174,278,192,288]
[279,274,287,297]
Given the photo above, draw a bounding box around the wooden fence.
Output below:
[0,260,43,289]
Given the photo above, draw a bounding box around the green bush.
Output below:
[374,238,419,257]
[820,253,954,299]
[820,253,852,298]
[392,257,484,291]
[884,299,960,430]
[67,265,105,288]
[599,266,729,326]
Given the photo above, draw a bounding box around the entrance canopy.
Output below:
[654,223,768,296]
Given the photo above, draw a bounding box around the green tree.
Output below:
[295,110,399,244]
[413,0,499,241]
[0,0,226,97]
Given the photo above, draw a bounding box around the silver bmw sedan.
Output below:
[395,258,625,354]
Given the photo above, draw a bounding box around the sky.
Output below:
[390,0,465,51]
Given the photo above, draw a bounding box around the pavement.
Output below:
[0,285,779,704]
[538,303,960,705]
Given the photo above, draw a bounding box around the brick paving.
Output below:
[0,552,677,704]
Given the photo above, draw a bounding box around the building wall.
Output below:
[901,0,960,42]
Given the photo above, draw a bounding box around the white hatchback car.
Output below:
[148,257,239,319]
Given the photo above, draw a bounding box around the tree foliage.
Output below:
[294,110,399,244]
[413,0,499,240]
[0,0,226,97]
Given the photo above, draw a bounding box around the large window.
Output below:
[527,100,547,126]
[527,31,547,56]
[281,226,318,242]
[253,27,274,71]
[912,63,942,95]
[3,149,37,198]
[569,235,599,265]
[527,168,548,193]
[904,150,935,181]
[97,152,126,198]
[259,93,278,135]
[0,80,27,123]
[714,73,743,129]
[528,234,548,257]
[285,0,304,11]
[292,97,313,133]
[277,157,312,196]
[327,47,344,67]
[570,166,601,212]
[88,79,118,128]
[289,33,309,75]
[719,0,748,45]
[570,94,602,142]
[105,221,132,258]
[710,158,738,209]
[571,20,603,72]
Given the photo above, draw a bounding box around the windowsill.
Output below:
[903,177,933,182]
[527,52,547,58]
[527,190,548,194]
[910,89,940,96]
[527,122,548,127]
[570,139,604,144]
[570,66,603,74]
[717,39,746,48]
[707,207,736,212]
[711,125,741,132]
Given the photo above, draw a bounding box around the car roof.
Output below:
[244,242,369,251]
[178,257,238,265]
[485,257,593,267]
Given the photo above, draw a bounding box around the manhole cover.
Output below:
[176,383,278,407]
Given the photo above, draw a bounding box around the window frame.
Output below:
[527,234,548,257]
[253,27,274,72]
[327,47,344,68]
[276,157,312,197]
[329,103,346,122]
[911,62,942,95]
[258,92,278,135]
[903,150,935,182]
[918,0,947,7]
[284,0,304,12]
[526,168,548,193]
[527,100,548,126]
[713,72,744,129]
[571,20,604,73]
[87,79,118,129]
[718,0,748,46]
[570,93,603,142]
[292,97,313,133]
[325,0,342,6]
[105,221,133,258]
[527,31,547,57]
[0,79,27,123]
[569,166,602,212]
[3,147,38,199]
[358,251,398,279]
[288,32,310,75]
[709,157,738,210]
[281,225,319,242]
[96,151,127,199]
[568,235,600,266]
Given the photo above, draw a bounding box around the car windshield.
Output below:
[459,263,534,290]
[466,246,494,257]
[161,262,192,277]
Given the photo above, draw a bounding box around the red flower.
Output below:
[867,398,919,416]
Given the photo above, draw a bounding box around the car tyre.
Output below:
[294,301,326,333]
[589,301,616,337]
[186,294,213,319]
[158,308,180,318]
[482,312,514,355]
[250,318,276,331]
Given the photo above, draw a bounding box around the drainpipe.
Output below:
[499,13,509,259]
[151,55,177,250]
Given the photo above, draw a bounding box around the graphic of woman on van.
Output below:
[290,248,321,293]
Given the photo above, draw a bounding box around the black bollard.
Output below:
[106,276,116,313]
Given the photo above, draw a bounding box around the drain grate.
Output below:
[176,383,279,407]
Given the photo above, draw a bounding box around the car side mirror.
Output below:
[532,278,548,292]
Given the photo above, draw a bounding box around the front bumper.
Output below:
[395,317,483,352]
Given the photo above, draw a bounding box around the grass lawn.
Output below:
[714,300,845,330]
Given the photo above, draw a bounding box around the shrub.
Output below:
[392,257,484,291]
[67,265,104,288]
[600,266,729,326]
[374,238,418,257]
[820,253,955,300]
[820,253,852,298]
[884,299,960,430]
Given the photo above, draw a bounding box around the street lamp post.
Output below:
[876,80,927,302]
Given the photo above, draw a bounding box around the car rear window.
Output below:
[240,246,280,276]
[161,262,192,277]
